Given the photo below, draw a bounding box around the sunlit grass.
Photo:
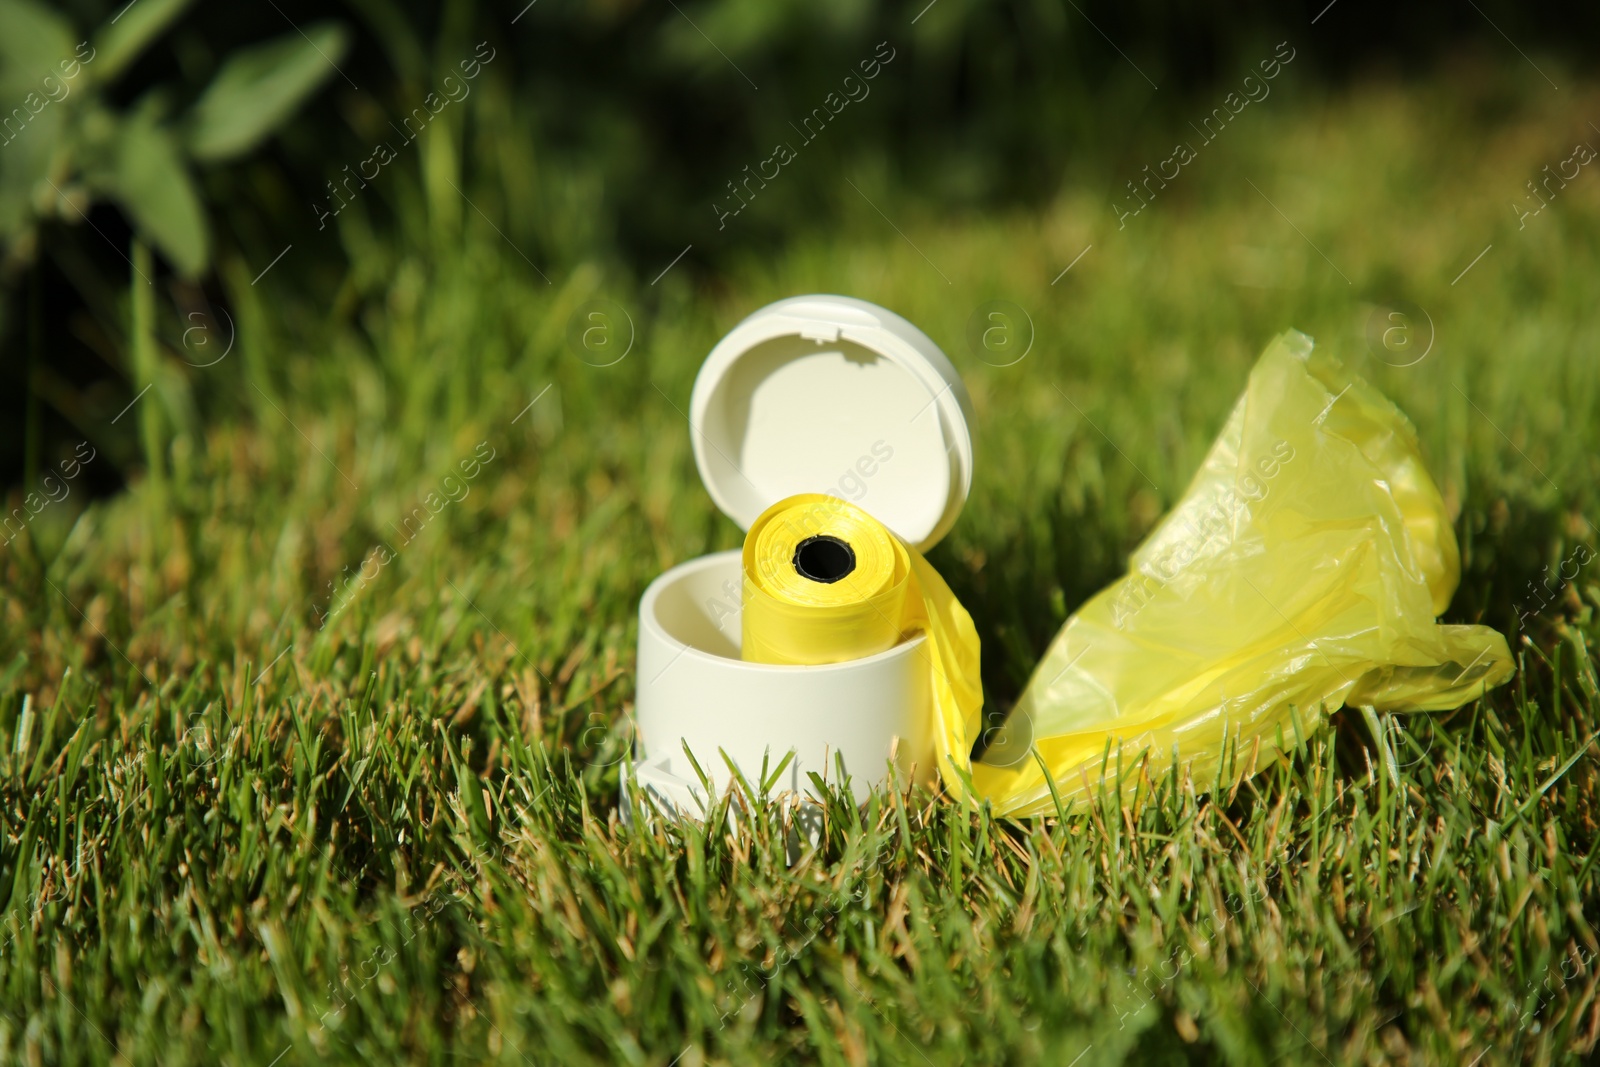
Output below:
[2,64,1599,1064]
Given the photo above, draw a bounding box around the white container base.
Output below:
[634,550,937,815]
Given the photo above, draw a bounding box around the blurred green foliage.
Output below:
[0,0,348,278]
[1,0,1595,495]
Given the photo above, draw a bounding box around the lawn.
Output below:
[3,62,1600,1065]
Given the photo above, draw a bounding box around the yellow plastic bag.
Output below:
[741,493,985,782]
[969,330,1514,816]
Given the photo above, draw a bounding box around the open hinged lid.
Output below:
[688,295,975,552]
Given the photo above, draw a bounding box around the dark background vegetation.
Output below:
[6,0,1599,502]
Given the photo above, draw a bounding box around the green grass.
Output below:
[3,63,1600,1065]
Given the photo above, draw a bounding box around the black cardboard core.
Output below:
[793,535,856,584]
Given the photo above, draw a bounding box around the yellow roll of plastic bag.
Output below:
[969,329,1515,817]
[742,493,985,782]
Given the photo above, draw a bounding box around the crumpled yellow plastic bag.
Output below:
[967,329,1514,816]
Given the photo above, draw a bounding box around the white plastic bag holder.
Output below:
[631,295,975,816]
